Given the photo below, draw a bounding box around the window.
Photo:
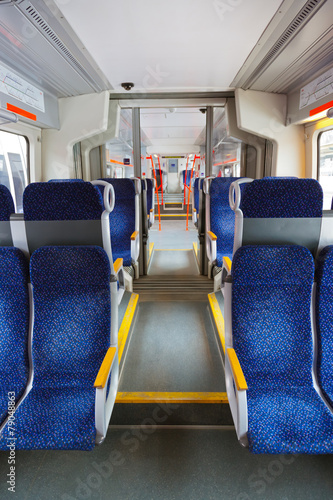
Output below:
[318,129,333,210]
[0,131,28,212]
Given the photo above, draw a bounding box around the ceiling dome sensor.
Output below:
[326,108,333,118]
[121,82,134,91]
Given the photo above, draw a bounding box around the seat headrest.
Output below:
[99,178,135,200]
[240,178,323,218]
[23,182,104,221]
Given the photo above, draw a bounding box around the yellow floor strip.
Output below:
[115,391,228,404]
[148,242,154,264]
[118,293,139,363]
[193,241,198,257]
[208,292,225,354]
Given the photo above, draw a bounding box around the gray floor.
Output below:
[149,220,197,250]
[149,250,199,276]
[119,301,225,392]
[2,428,333,500]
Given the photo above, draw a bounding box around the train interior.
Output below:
[0,0,333,498]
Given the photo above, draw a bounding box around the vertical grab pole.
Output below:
[186,155,197,231]
[149,156,161,231]
[184,155,189,205]
[157,155,164,205]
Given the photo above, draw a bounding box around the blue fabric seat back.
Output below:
[194,178,204,214]
[210,177,239,263]
[232,245,314,390]
[240,178,323,218]
[0,247,29,423]
[0,184,15,220]
[48,179,85,183]
[29,246,111,389]
[145,178,153,214]
[23,182,104,221]
[182,170,192,185]
[315,245,333,407]
[98,178,136,264]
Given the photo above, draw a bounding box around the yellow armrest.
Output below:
[207,231,217,241]
[113,258,123,274]
[227,348,248,391]
[131,230,139,240]
[94,347,117,389]
[193,208,197,213]
[223,256,232,274]
[150,209,153,213]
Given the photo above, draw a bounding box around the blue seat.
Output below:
[315,245,333,409]
[0,184,15,220]
[230,177,323,257]
[0,246,117,450]
[240,177,323,218]
[206,177,240,280]
[192,178,204,226]
[98,178,138,270]
[23,181,104,221]
[226,244,333,454]
[0,247,30,426]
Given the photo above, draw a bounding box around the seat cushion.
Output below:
[247,386,333,454]
[0,387,96,450]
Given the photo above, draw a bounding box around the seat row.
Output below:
[197,176,331,290]
[0,245,117,450]
[225,243,333,454]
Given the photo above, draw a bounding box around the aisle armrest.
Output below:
[225,347,248,447]
[94,347,119,445]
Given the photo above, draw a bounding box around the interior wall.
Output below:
[41,91,109,180]
[235,89,305,177]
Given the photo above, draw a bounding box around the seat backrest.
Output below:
[0,247,29,423]
[193,178,204,214]
[231,245,314,389]
[0,185,15,246]
[29,246,111,389]
[240,178,323,218]
[48,179,85,183]
[0,185,15,220]
[23,181,104,221]
[98,178,136,262]
[315,245,333,407]
[232,178,323,256]
[145,178,153,214]
[210,177,240,259]
[182,169,192,185]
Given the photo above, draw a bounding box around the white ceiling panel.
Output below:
[54,0,282,91]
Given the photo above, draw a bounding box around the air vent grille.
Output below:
[243,0,326,88]
[23,3,89,76]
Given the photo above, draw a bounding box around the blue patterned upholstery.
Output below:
[0,246,111,450]
[0,247,29,425]
[240,178,323,218]
[182,170,192,185]
[98,179,136,265]
[315,245,333,408]
[48,179,84,182]
[210,177,239,266]
[232,245,333,454]
[23,182,104,220]
[194,178,204,214]
[145,178,153,214]
[0,184,15,220]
